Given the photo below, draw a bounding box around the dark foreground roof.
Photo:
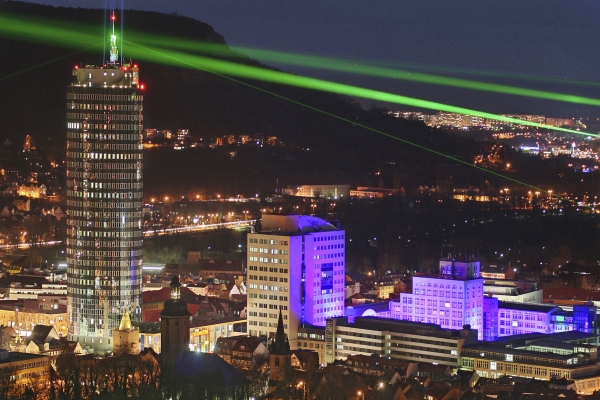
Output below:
[175,351,250,388]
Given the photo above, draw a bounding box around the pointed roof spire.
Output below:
[118,310,132,331]
[272,309,289,355]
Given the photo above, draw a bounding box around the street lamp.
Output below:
[357,390,364,400]
[298,381,306,399]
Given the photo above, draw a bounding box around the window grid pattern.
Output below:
[66,85,143,344]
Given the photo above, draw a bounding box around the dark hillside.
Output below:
[0,2,587,197]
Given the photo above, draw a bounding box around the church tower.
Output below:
[112,310,140,354]
[269,310,291,384]
[160,276,191,368]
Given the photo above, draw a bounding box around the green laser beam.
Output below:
[125,40,595,138]
[140,41,573,204]
[0,12,595,137]
[122,30,600,107]
[0,13,583,206]
[0,44,102,82]
[371,59,600,89]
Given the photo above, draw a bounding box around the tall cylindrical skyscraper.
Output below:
[66,59,143,354]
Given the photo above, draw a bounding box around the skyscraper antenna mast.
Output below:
[102,0,107,65]
[120,0,124,65]
[109,9,118,65]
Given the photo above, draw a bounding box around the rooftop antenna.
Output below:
[103,0,107,65]
[275,178,279,214]
[109,6,119,65]
[120,0,124,66]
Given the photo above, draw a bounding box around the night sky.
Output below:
[19,0,600,119]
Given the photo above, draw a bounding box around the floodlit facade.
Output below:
[65,24,144,353]
[483,298,597,341]
[391,257,484,340]
[247,214,345,348]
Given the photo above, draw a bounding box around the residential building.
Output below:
[141,286,203,322]
[189,316,246,353]
[247,214,345,348]
[0,350,52,387]
[297,324,326,364]
[66,30,143,354]
[344,354,417,377]
[17,183,46,199]
[24,325,83,357]
[137,321,161,353]
[214,336,269,370]
[0,305,68,337]
[480,264,515,280]
[7,284,67,301]
[390,257,484,339]
[197,258,245,279]
[326,316,478,366]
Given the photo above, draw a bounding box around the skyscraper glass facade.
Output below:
[66,64,143,353]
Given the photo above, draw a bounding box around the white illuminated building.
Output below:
[390,257,484,340]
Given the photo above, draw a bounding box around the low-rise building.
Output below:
[214,336,269,370]
[344,354,417,377]
[350,187,402,199]
[480,264,515,280]
[7,284,67,301]
[189,316,246,353]
[482,299,597,341]
[284,184,350,199]
[460,332,600,394]
[0,305,68,337]
[297,324,326,365]
[17,183,46,199]
[25,325,83,357]
[0,350,51,387]
[326,317,478,366]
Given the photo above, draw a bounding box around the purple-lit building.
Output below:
[482,297,597,341]
[247,215,345,349]
[390,257,484,340]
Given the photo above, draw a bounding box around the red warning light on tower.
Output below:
[111,13,116,21]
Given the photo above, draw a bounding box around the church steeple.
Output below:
[268,309,292,387]
[170,275,181,300]
[118,310,132,331]
[161,275,191,369]
[271,310,290,355]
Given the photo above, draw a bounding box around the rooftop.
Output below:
[333,316,469,339]
[499,301,560,312]
[260,214,339,234]
[464,343,580,360]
